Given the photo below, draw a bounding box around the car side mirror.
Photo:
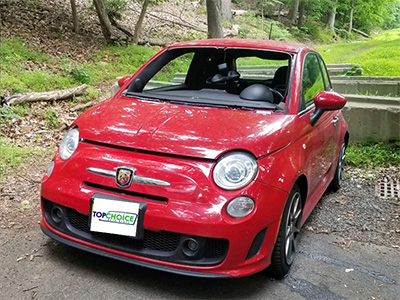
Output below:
[118,76,131,88]
[310,91,347,126]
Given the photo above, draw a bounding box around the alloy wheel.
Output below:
[284,191,302,265]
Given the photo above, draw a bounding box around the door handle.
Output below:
[332,116,339,124]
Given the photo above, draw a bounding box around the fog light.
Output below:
[182,238,200,257]
[226,196,255,218]
[188,239,199,252]
[51,206,64,223]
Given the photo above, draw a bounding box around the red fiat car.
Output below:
[40,39,348,278]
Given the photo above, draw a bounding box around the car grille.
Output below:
[43,198,228,266]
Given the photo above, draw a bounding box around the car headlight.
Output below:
[59,127,79,160]
[213,151,258,190]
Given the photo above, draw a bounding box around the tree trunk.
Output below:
[220,0,232,21]
[5,85,88,106]
[348,0,354,33]
[288,0,300,24]
[133,0,150,44]
[326,0,337,30]
[297,0,305,27]
[93,0,113,43]
[206,0,223,38]
[70,0,79,33]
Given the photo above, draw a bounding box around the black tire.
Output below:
[330,141,346,192]
[267,184,303,278]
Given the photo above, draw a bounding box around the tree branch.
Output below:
[110,17,133,37]
[130,7,206,33]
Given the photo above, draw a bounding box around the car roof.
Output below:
[169,39,309,54]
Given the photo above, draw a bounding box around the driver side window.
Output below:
[143,52,194,91]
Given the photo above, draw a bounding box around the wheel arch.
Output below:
[294,174,308,209]
[344,131,349,146]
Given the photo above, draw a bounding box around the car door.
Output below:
[298,53,340,207]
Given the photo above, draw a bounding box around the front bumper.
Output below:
[40,142,288,277]
[41,224,230,278]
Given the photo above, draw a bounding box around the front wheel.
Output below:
[267,184,303,278]
[330,141,346,191]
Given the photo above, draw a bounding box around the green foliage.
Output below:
[104,0,128,20]
[0,39,77,94]
[0,107,23,122]
[0,138,50,179]
[0,38,159,97]
[316,28,400,76]
[80,86,100,102]
[297,21,336,43]
[383,0,400,29]
[85,44,158,83]
[346,140,400,167]
[60,59,91,84]
[151,52,194,82]
[44,108,61,129]
[0,105,28,123]
[180,30,205,42]
[350,0,400,33]
[70,65,91,84]
[345,64,364,76]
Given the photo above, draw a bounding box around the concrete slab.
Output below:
[332,81,400,97]
[342,104,400,141]
[331,76,400,82]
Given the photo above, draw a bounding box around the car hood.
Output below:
[74,97,296,160]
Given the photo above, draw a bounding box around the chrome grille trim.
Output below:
[87,167,171,187]
[87,167,116,178]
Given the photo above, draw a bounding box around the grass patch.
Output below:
[316,28,400,76]
[1,38,159,97]
[346,140,400,167]
[0,138,51,180]
[85,44,158,84]
[44,108,61,128]
[0,39,78,94]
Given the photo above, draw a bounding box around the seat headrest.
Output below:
[240,84,274,102]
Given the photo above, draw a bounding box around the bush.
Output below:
[44,108,61,129]
[104,0,127,20]
[70,65,91,84]
[346,140,400,167]
[301,21,336,43]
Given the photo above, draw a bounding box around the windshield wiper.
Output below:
[125,92,168,102]
[125,92,260,111]
[169,100,230,109]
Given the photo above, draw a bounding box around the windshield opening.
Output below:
[123,47,291,111]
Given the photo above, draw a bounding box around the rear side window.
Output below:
[301,53,324,109]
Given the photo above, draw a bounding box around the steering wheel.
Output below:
[273,84,286,100]
[268,86,284,103]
